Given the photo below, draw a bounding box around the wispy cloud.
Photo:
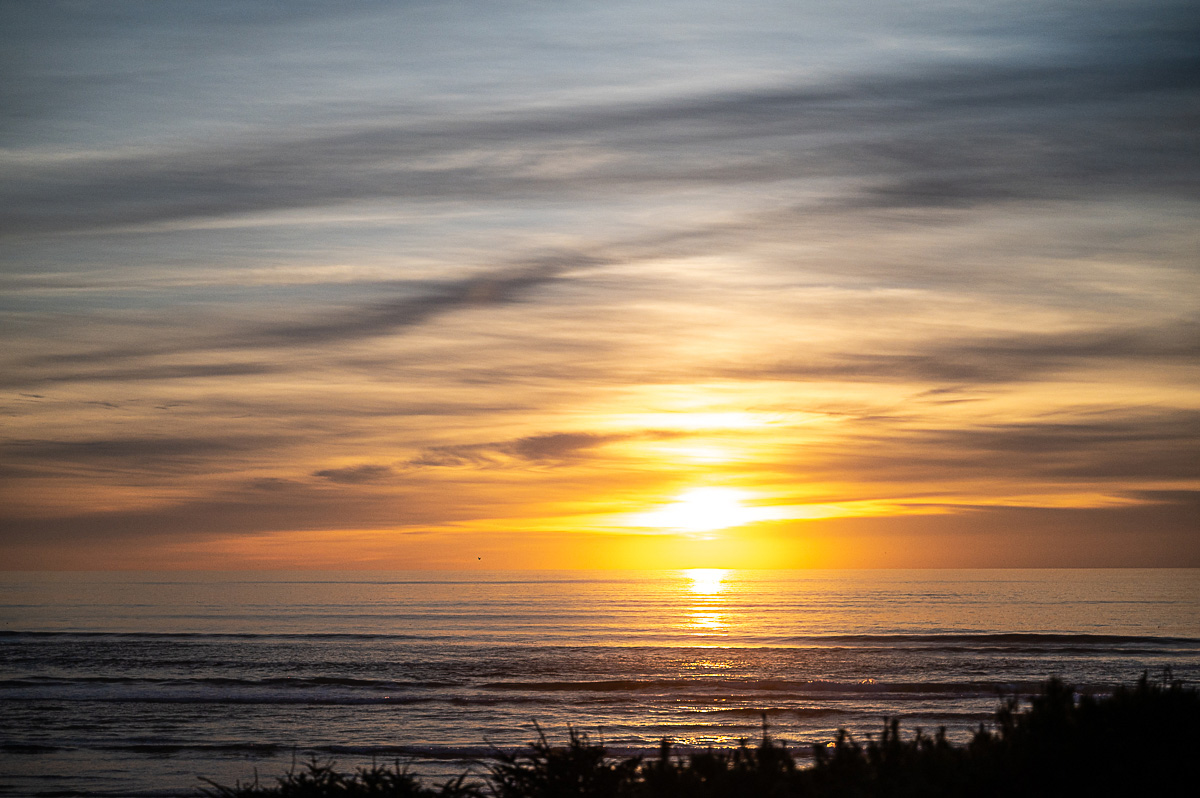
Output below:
[736,321,1200,384]
[9,252,608,384]
[4,22,1197,236]
[410,432,631,468]
[313,464,394,484]
[787,410,1200,486]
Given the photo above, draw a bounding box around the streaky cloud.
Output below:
[240,253,607,349]
[410,432,627,468]
[2,434,274,469]
[0,361,280,388]
[736,321,1200,384]
[802,409,1200,484]
[3,30,1197,236]
[12,251,609,381]
[312,464,394,484]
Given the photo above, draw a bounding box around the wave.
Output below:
[697,706,854,719]
[0,689,560,706]
[0,632,1153,643]
[479,678,1073,695]
[0,630,429,641]
[771,633,1200,647]
[0,675,1054,696]
[1,742,66,754]
[0,672,1137,703]
[4,630,1196,647]
[3,695,441,706]
[7,739,830,760]
[80,741,512,759]
[0,676,457,689]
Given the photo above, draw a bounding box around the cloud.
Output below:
[411,432,628,468]
[0,487,421,545]
[2,435,267,468]
[795,503,1200,568]
[236,254,606,349]
[734,321,1200,384]
[796,409,1200,485]
[6,251,608,388]
[1,361,280,388]
[1122,489,1200,508]
[3,15,1196,237]
[312,464,393,484]
[508,433,616,461]
[922,413,1200,482]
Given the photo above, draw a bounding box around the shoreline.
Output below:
[202,674,1200,797]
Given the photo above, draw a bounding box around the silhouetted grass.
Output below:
[201,673,1199,797]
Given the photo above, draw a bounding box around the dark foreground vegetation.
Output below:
[201,674,1199,797]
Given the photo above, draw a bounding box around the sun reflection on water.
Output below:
[688,610,728,632]
[686,568,728,595]
[681,569,731,637]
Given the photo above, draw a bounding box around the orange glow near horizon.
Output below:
[5,380,1197,571]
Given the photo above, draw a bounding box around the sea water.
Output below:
[1,569,1197,797]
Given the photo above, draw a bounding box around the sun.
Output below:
[632,487,765,534]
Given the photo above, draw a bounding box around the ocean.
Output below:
[1,569,1197,797]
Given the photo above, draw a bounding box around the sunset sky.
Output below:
[2,0,1197,569]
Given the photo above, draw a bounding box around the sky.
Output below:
[2,0,1198,570]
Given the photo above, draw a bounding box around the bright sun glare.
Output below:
[634,487,764,533]
[685,568,728,595]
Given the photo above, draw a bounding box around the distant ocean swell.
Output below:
[0,675,1178,713]
[5,630,1198,645]
[0,675,1063,693]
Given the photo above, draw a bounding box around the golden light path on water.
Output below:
[683,568,731,639]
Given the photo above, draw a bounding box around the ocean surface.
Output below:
[1,569,1198,797]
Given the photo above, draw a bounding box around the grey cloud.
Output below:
[312,464,394,484]
[508,433,616,461]
[928,414,1200,482]
[1121,489,1200,508]
[247,477,301,492]
[240,254,605,350]
[742,321,1200,385]
[807,410,1200,484]
[2,435,273,472]
[930,412,1200,450]
[801,504,1199,568]
[408,449,486,468]
[410,429,692,468]
[0,482,455,546]
[4,20,1197,237]
[411,432,627,468]
[12,252,606,384]
[3,361,280,388]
